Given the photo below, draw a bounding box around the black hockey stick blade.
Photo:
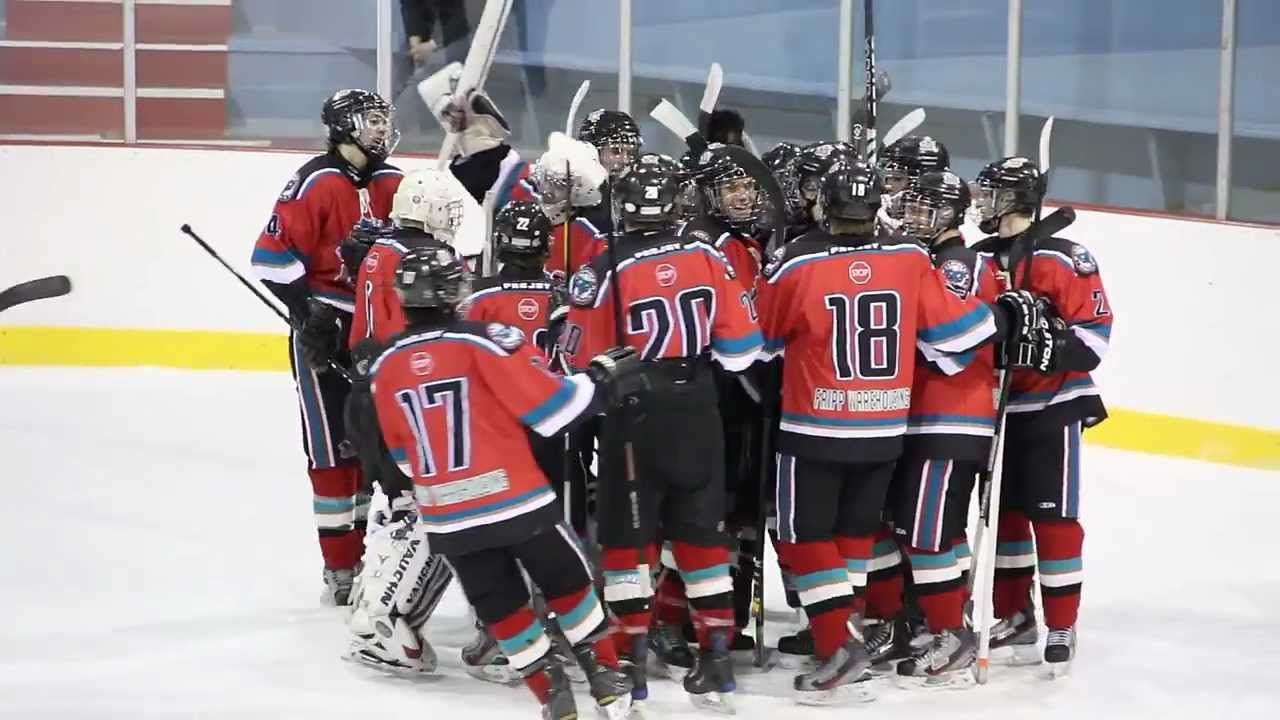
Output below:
[0,275,72,313]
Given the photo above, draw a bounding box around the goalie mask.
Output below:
[901,170,971,244]
[970,156,1046,234]
[531,132,607,224]
[577,109,641,177]
[322,89,400,163]
[418,62,511,157]
[391,168,465,240]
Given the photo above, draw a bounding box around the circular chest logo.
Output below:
[849,260,872,285]
[656,263,678,287]
[410,352,434,376]
[517,297,540,321]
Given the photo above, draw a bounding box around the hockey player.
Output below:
[886,170,1002,685]
[564,161,764,712]
[792,141,858,230]
[877,135,950,233]
[370,244,640,720]
[970,157,1113,674]
[756,160,1042,704]
[250,88,403,604]
[530,132,610,279]
[761,141,807,243]
[576,109,643,236]
[706,109,746,148]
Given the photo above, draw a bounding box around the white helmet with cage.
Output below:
[392,168,467,239]
[531,131,607,224]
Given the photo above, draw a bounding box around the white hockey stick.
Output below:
[432,0,514,169]
[651,99,701,146]
[565,80,591,136]
[880,107,926,150]
[1039,115,1056,174]
[697,62,724,135]
[742,131,760,157]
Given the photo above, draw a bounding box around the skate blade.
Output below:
[794,683,877,706]
[463,662,524,686]
[989,644,1042,667]
[342,649,431,677]
[1043,660,1073,680]
[894,669,976,691]
[688,691,736,715]
[596,693,633,720]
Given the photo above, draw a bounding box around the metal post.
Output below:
[618,0,632,114]
[122,0,137,142]
[376,0,393,102]
[836,0,854,142]
[1003,0,1022,156]
[1216,0,1237,220]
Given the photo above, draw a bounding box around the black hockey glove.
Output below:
[994,289,1046,343]
[585,346,648,408]
[339,220,390,278]
[298,298,343,371]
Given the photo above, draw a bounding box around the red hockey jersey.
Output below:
[679,218,764,294]
[757,232,998,462]
[904,237,1001,460]
[563,232,763,372]
[370,320,596,555]
[349,230,447,346]
[462,274,558,360]
[974,235,1112,428]
[251,152,402,312]
[545,217,608,280]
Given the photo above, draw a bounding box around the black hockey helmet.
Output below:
[762,142,805,227]
[901,170,971,243]
[395,243,469,312]
[322,89,399,162]
[819,159,883,226]
[795,142,859,206]
[614,161,680,228]
[762,142,801,171]
[880,135,951,194]
[707,109,746,147]
[577,109,641,176]
[971,156,1046,234]
[493,201,552,261]
[690,143,762,232]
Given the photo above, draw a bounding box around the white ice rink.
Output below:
[2,367,1278,718]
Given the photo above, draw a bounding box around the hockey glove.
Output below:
[586,346,647,407]
[340,219,391,278]
[298,298,343,371]
[994,289,1046,343]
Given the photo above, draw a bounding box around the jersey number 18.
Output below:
[824,291,901,380]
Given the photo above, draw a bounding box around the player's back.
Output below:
[545,217,606,278]
[350,230,440,345]
[758,230,995,462]
[463,274,557,355]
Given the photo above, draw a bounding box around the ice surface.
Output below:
[2,367,1278,718]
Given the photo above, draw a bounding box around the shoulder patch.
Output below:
[569,266,599,307]
[1070,243,1097,275]
[686,228,712,245]
[940,258,973,298]
[485,322,526,351]
[763,245,787,278]
[279,173,301,202]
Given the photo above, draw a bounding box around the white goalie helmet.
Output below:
[392,168,466,239]
[531,131,607,224]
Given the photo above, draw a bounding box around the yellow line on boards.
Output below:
[2,325,1277,471]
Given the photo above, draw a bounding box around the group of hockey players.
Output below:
[249,66,1112,717]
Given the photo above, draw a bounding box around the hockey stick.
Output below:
[697,62,724,137]
[880,107,926,150]
[972,205,1075,684]
[432,0,513,169]
[179,224,351,382]
[0,275,71,313]
[565,80,590,136]
[561,157,575,527]
[862,0,879,166]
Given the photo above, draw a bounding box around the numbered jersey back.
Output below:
[565,233,762,372]
[758,232,995,461]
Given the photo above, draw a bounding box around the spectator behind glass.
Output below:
[403,0,471,67]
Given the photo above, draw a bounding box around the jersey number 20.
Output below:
[824,291,901,380]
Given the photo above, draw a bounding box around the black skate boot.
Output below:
[792,616,874,705]
[539,662,578,720]
[989,604,1040,666]
[570,643,634,720]
[864,613,913,673]
[649,621,695,679]
[1043,626,1076,679]
[896,627,976,689]
[776,625,814,669]
[462,618,521,685]
[683,628,736,714]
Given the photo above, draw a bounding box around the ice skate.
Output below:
[346,615,438,675]
[570,643,634,720]
[683,629,737,714]
[895,627,976,690]
[462,620,522,685]
[648,621,695,679]
[864,613,912,673]
[792,624,875,706]
[618,633,651,712]
[776,625,815,669]
[1043,626,1076,679]
[322,564,360,607]
[989,606,1040,666]
[540,663,578,720]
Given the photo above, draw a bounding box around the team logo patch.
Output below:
[517,297,540,321]
[364,251,379,272]
[570,267,599,307]
[848,260,872,285]
[940,258,973,298]
[1070,244,1097,275]
[410,352,434,376]
[486,322,526,351]
[656,263,677,287]
[763,246,786,277]
[278,173,300,202]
